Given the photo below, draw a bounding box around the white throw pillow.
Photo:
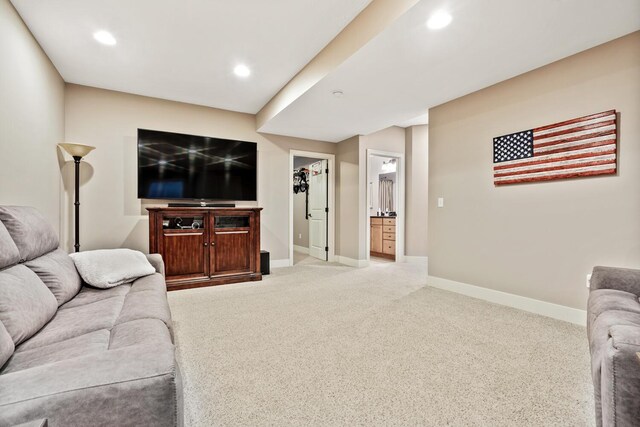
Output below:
[70,249,156,289]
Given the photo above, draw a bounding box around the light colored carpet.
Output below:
[168,256,594,426]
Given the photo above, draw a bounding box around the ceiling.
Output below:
[11,0,371,114]
[12,0,640,142]
[260,0,640,141]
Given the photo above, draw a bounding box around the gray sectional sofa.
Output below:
[0,206,183,427]
[588,266,640,426]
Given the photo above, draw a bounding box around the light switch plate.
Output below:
[437,197,444,208]
[586,273,592,288]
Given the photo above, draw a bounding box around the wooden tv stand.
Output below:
[147,207,262,291]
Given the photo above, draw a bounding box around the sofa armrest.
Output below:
[591,266,640,295]
[146,253,165,277]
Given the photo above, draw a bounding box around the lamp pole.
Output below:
[58,143,95,253]
[73,156,81,252]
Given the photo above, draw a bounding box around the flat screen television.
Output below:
[137,129,257,201]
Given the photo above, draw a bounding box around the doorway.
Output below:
[366,149,405,264]
[290,151,336,266]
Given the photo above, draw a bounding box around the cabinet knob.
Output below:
[211,242,215,246]
[204,242,208,247]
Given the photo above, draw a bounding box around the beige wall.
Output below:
[405,125,428,257]
[428,32,640,310]
[335,135,360,259]
[0,0,64,233]
[63,84,336,261]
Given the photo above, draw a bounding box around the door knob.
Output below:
[308,213,312,218]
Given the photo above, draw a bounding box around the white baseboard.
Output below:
[337,256,369,268]
[427,275,587,326]
[270,259,291,269]
[293,245,309,254]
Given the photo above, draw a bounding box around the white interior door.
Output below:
[308,160,328,260]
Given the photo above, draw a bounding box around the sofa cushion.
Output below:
[109,319,172,349]
[129,273,167,294]
[25,249,82,306]
[0,321,14,369]
[0,265,57,346]
[60,284,131,310]
[0,206,58,262]
[0,221,20,270]
[112,274,173,341]
[19,296,126,351]
[4,330,109,374]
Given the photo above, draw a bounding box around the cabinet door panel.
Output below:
[212,230,251,275]
[371,225,383,253]
[162,231,208,279]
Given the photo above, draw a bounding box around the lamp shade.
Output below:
[59,142,95,158]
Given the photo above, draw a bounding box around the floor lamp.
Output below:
[59,143,95,252]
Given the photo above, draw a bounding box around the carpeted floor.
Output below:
[168,255,594,426]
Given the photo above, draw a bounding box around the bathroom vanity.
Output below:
[370,216,396,260]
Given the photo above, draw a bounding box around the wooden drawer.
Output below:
[383,225,395,233]
[383,218,396,225]
[382,240,396,255]
[383,233,395,241]
[371,217,383,225]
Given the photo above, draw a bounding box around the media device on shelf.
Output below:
[137,129,257,202]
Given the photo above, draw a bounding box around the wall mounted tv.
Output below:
[137,129,257,201]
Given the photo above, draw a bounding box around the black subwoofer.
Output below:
[260,250,270,275]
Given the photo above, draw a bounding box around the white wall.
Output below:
[63,84,337,261]
[0,0,65,233]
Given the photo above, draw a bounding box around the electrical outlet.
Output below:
[586,273,592,288]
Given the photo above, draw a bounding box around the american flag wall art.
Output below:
[492,110,617,186]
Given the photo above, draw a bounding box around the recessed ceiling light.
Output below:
[426,10,452,30]
[234,64,251,78]
[332,90,344,98]
[93,30,117,46]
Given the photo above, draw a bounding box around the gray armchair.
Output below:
[587,266,640,426]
